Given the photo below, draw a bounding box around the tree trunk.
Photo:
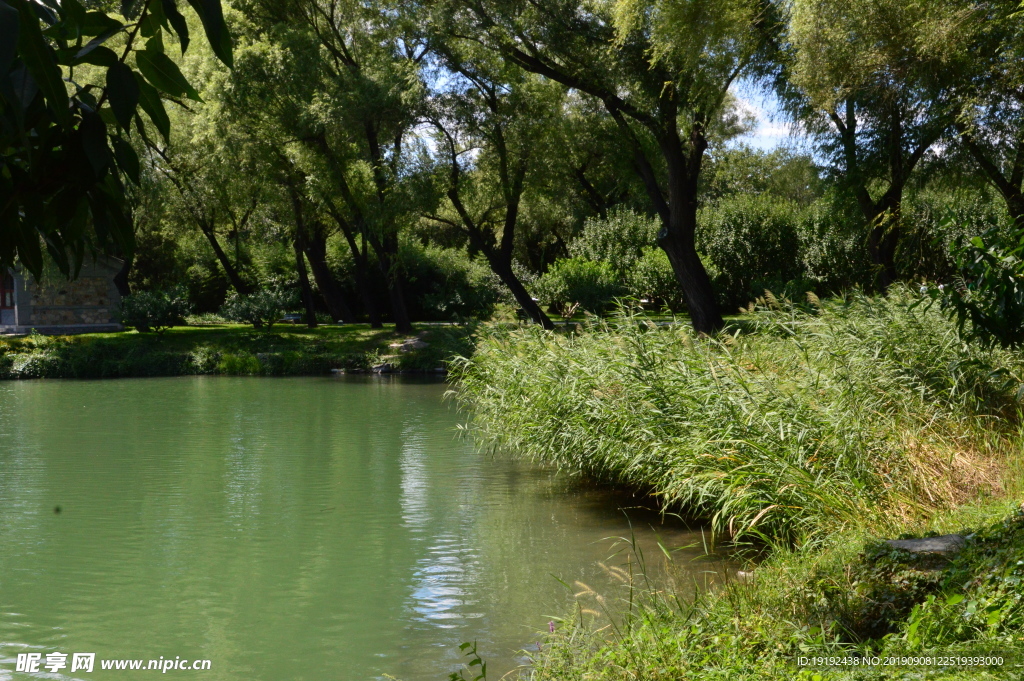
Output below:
[857,185,903,290]
[866,204,901,290]
[493,259,554,329]
[657,130,723,335]
[323,202,384,328]
[1010,197,1024,232]
[303,228,357,324]
[462,217,553,328]
[659,220,723,334]
[379,253,413,334]
[293,241,318,328]
[354,265,382,328]
[200,224,252,294]
[962,136,1024,231]
[366,232,413,334]
[113,255,133,297]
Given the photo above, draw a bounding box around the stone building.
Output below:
[0,257,124,334]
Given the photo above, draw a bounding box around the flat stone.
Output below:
[885,534,966,555]
[401,339,429,352]
[389,338,429,352]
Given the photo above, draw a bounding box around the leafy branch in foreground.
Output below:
[0,0,232,279]
[935,210,1024,349]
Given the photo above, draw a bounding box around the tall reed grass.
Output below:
[453,288,1023,544]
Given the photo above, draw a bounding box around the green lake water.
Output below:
[0,377,726,680]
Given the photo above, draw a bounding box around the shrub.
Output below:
[533,258,625,315]
[220,287,298,330]
[183,261,231,313]
[796,190,873,294]
[697,194,803,309]
[401,245,503,321]
[900,187,1011,283]
[939,220,1024,349]
[624,247,686,311]
[568,208,660,274]
[117,288,191,334]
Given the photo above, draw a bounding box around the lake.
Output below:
[0,377,726,680]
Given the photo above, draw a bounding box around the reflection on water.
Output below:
[0,376,729,680]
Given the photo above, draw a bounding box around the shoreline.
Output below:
[0,323,475,380]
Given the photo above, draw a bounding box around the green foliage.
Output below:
[0,0,232,279]
[697,194,803,308]
[701,146,824,207]
[184,260,231,313]
[447,641,487,681]
[533,258,625,315]
[401,246,502,321]
[940,222,1024,349]
[886,512,1024,653]
[455,289,1022,545]
[796,189,874,292]
[567,208,660,275]
[0,324,474,379]
[117,286,191,334]
[565,209,681,311]
[899,187,1011,282]
[530,505,1024,680]
[624,247,686,311]
[220,287,298,330]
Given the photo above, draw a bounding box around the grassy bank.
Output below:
[451,289,1024,679]
[454,289,1022,544]
[0,323,474,379]
[531,496,1024,680]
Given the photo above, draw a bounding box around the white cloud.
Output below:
[728,82,809,152]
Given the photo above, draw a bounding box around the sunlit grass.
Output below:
[0,323,473,377]
[453,287,1024,546]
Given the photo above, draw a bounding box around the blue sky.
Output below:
[728,80,812,152]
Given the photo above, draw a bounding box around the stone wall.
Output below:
[6,258,124,332]
[27,276,115,325]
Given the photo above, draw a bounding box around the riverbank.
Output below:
[0,324,474,379]
[451,289,1024,679]
[531,496,1024,680]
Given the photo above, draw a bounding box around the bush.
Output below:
[624,247,686,311]
[183,261,231,314]
[401,245,503,321]
[796,189,873,293]
[939,221,1024,349]
[220,287,298,330]
[568,208,660,274]
[900,187,1011,283]
[697,194,803,309]
[533,258,625,315]
[117,288,191,334]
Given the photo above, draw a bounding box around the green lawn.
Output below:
[0,323,475,379]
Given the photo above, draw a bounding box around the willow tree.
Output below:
[786,0,967,287]
[428,0,782,334]
[231,0,429,333]
[944,1,1024,229]
[423,38,565,329]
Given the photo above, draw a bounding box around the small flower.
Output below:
[549,621,555,633]
[938,284,945,292]
[920,285,928,295]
